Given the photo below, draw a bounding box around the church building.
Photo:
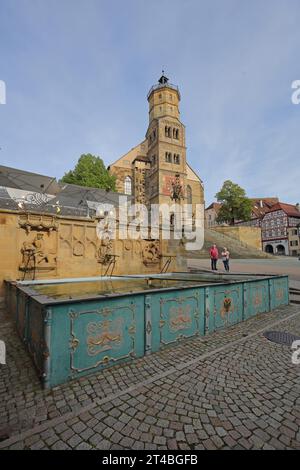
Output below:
[108,74,204,213]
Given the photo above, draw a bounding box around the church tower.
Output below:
[146,73,187,206]
[108,73,204,213]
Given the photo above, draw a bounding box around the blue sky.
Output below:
[0,0,299,204]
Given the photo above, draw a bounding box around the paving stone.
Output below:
[67,434,83,448]
[51,440,72,450]
[0,303,299,452]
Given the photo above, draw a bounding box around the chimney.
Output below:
[260,200,263,208]
[296,203,300,212]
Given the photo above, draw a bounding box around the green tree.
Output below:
[215,180,252,225]
[61,154,116,191]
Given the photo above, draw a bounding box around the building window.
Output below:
[165,126,171,138]
[124,176,132,195]
[165,152,172,163]
[174,154,180,164]
[187,185,192,204]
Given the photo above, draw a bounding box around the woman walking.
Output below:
[221,247,230,272]
[209,244,219,271]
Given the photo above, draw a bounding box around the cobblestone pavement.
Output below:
[0,303,299,450]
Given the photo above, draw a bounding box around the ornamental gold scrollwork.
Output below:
[86,319,123,356]
[220,297,233,318]
[254,292,263,307]
[275,288,284,300]
[70,337,80,351]
[169,305,192,332]
[69,304,137,373]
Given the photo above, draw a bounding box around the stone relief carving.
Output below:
[97,222,114,266]
[20,233,56,274]
[19,214,58,234]
[142,240,161,266]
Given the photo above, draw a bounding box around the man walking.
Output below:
[209,244,219,271]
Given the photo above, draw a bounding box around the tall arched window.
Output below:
[124,176,132,195]
[187,185,192,204]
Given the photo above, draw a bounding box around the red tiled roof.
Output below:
[205,202,221,211]
[264,202,300,218]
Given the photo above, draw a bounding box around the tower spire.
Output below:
[158,71,169,85]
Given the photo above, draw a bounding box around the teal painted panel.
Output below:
[49,295,145,387]
[243,280,270,319]
[15,290,28,340]
[9,284,18,321]
[149,288,205,353]
[206,284,244,333]
[26,298,45,379]
[269,276,289,310]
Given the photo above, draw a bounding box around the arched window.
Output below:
[124,176,132,195]
[176,129,179,139]
[187,185,192,204]
[165,126,168,137]
[174,154,180,164]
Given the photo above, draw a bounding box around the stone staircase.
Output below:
[290,288,300,305]
[186,228,271,259]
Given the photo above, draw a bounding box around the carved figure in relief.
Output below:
[20,233,53,271]
[143,241,161,265]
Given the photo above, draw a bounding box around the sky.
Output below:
[0,0,300,205]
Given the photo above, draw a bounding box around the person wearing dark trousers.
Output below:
[209,244,219,271]
[221,247,230,272]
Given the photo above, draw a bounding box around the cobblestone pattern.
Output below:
[0,304,299,450]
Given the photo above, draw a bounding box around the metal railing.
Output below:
[147,82,180,99]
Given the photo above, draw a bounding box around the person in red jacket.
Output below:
[209,244,219,271]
